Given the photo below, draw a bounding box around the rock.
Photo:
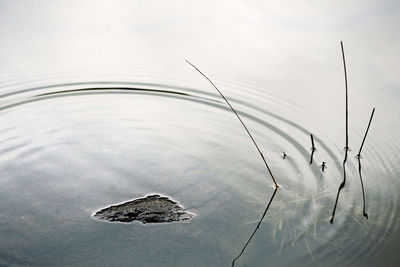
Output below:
[93,194,194,224]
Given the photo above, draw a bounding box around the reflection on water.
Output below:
[232,188,278,266]
[0,0,400,266]
[0,78,398,266]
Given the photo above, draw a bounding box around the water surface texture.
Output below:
[0,1,399,266]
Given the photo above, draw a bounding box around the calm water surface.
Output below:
[0,1,399,266]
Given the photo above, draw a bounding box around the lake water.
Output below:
[0,1,399,266]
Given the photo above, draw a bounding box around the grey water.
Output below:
[0,1,399,266]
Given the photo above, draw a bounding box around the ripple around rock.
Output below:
[93,195,194,224]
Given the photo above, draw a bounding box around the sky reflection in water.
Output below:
[0,1,399,266]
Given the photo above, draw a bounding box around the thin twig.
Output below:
[231,188,278,266]
[357,107,375,220]
[310,134,316,164]
[185,60,279,189]
[331,41,349,224]
[357,108,375,157]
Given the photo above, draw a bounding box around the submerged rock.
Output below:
[93,194,194,224]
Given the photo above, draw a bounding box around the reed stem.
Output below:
[331,41,349,224]
[357,107,375,220]
[186,60,279,188]
[310,134,316,164]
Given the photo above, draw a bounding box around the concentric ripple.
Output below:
[0,72,398,266]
